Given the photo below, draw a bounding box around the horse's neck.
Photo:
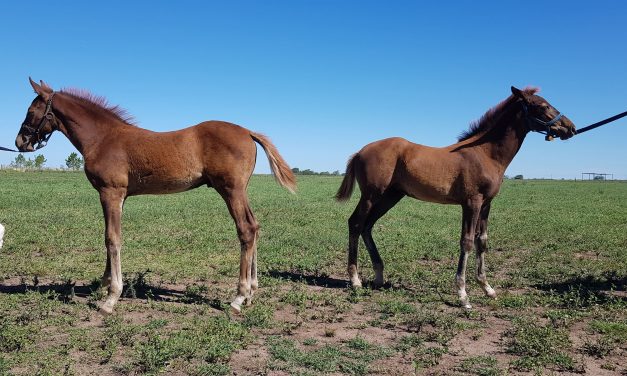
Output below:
[481,111,527,172]
[53,95,113,156]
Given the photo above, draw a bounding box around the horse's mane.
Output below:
[60,88,136,126]
[457,87,539,142]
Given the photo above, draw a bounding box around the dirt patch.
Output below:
[2,273,626,375]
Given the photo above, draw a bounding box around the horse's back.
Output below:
[89,121,258,195]
[354,137,463,203]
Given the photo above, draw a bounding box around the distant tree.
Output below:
[11,154,26,168]
[332,170,340,176]
[514,174,524,180]
[65,152,84,171]
[291,167,300,174]
[24,158,35,169]
[593,175,605,180]
[34,154,46,169]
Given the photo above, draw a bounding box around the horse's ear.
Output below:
[39,80,53,92]
[29,77,52,99]
[511,86,528,102]
[29,77,42,94]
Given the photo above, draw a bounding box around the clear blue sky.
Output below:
[1,1,626,179]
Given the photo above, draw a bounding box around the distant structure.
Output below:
[581,172,614,180]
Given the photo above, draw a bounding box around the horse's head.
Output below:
[15,78,59,152]
[511,86,576,141]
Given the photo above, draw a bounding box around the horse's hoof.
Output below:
[485,287,497,299]
[463,303,472,310]
[351,281,362,289]
[372,278,384,289]
[99,304,114,316]
[230,302,242,314]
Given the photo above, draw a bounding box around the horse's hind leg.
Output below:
[475,201,496,298]
[362,189,404,288]
[347,197,373,287]
[101,253,112,290]
[456,199,481,309]
[251,231,259,295]
[98,188,126,315]
[218,187,259,313]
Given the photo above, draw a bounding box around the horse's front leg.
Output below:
[475,202,496,298]
[456,199,481,309]
[98,188,126,315]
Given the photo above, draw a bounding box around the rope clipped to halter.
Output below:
[575,110,627,135]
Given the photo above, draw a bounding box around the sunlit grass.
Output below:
[0,170,625,374]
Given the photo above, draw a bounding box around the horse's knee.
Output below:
[475,233,488,250]
[460,236,474,252]
[104,234,121,250]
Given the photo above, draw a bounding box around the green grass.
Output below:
[0,170,626,374]
[505,317,578,372]
[267,335,392,375]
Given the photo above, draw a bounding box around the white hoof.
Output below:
[485,287,497,299]
[230,302,242,314]
[230,295,245,314]
[458,292,471,310]
[99,303,114,316]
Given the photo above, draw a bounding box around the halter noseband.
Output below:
[20,92,57,150]
[521,101,563,140]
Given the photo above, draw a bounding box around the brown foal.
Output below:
[15,79,296,313]
[336,87,576,309]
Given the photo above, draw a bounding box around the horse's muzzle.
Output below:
[15,134,35,152]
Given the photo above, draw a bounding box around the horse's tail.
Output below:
[250,132,297,193]
[335,154,358,202]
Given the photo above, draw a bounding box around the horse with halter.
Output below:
[336,86,576,309]
[15,78,296,314]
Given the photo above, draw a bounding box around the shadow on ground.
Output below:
[532,271,627,307]
[0,276,225,309]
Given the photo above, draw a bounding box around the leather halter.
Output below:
[19,92,58,150]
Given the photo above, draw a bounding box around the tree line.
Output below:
[8,152,84,171]
[291,168,342,176]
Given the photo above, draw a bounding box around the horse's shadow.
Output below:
[531,271,627,306]
[0,278,223,309]
[263,269,415,291]
[264,270,349,288]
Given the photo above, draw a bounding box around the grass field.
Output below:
[0,170,625,375]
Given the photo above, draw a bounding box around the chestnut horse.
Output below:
[336,87,576,309]
[15,78,296,314]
